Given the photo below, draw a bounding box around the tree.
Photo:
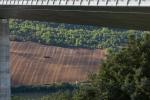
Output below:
[74,34,150,100]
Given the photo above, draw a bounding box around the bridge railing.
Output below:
[0,0,150,6]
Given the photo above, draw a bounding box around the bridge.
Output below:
[0,0,150,29]
[0,0,150,100]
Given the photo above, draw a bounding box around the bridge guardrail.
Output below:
[0,0,150,6]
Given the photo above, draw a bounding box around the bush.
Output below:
[73,34,150,100]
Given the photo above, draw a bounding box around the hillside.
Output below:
[10,41,105,86]
[10,19,139,49]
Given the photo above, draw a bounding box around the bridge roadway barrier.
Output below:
[0,0,150,6]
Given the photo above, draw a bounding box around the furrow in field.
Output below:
[11,41,105,86]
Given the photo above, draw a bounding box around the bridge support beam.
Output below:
[0,19,11,100]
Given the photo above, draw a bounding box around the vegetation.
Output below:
[40,91,73,100]
[12,83,78,100]
[12,91,73,100]
[9,19,146,49]
[12,33,150,100]
[73,34,150,100]
[10,19,150,100]
[12,83,78,93]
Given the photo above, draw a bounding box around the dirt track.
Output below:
[10,41,105,86]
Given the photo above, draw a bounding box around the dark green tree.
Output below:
[74,34,150,100]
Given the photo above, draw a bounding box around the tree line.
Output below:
[9,19,147,49]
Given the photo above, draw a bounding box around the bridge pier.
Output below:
[0,19,11,100]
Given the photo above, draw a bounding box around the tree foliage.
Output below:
[73,34,150,100]
[9,19,146,49]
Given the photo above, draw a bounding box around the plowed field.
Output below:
[10,41,105,86]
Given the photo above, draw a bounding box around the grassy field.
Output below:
[12,92,49,99]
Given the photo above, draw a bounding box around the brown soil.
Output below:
[10,41,105,86]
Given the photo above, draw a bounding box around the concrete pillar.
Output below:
[0,19,11,100]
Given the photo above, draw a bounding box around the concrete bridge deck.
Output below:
[0,0,150,30]
[1,5,150,30]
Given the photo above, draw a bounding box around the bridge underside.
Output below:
[1,6,150,30]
